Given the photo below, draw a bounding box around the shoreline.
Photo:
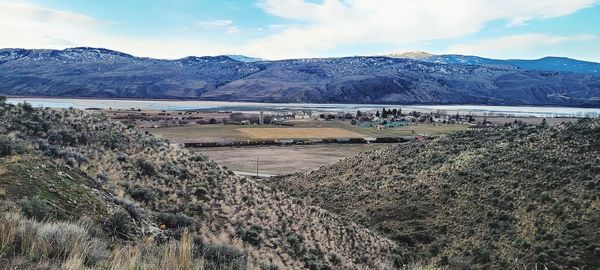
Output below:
[6,95,600,109]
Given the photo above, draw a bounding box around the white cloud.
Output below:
[0,1,111,48]
[197,20,234,28]
[447,34,596,59]
[196,20,241,34]
[250,0,597,59]
[0,0,241,58]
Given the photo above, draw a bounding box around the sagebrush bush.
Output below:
[0,135,14,156]
[201,243,246,270]
[238,224,263,246]
[129,186,156,203]
[105,210,133,239]
[0,135,27,157]
[19,196,52,220]
[157,212,197,229]
[137,157,158,176]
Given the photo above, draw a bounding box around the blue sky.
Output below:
[1,0,599,61]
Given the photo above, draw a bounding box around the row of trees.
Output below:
[356,108,403,119]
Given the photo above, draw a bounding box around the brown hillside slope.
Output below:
[0,101,399,269]
[268,120,600,269]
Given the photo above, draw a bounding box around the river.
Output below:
[6,97,600,118]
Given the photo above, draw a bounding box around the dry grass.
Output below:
[108,231,205,270]
[0,212,108,270]
[238,127,365,139]
[0,212,251,270]
[1,104,402,269]
[270,120,600,269]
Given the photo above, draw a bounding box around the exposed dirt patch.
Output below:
[199,144,386,175]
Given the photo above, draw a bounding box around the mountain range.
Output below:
[388,51,600,74]
[1,47,600,107]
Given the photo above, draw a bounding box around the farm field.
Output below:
[148,120,470,142]
[237,127,365,139]
[198,144,386,175]
[147,124,250,142]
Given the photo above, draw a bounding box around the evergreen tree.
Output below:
[382,108,388,118]
[392,108,398,116]
[375,110,380,117]
[356,110,362,118]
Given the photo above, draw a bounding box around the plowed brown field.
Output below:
[237,128,365,139]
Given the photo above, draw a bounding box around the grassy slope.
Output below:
[0,102,398,269]
[0,155,111,221]
[268,120,600,269]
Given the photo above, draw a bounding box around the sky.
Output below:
[0,0,599,61]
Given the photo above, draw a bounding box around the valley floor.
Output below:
[198,144,386,175]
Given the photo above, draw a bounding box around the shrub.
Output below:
[129,186,156,203]
[0,135,27,157]
[201,243,246,270]
[112,197,144,221]
[116,154,127,162]
[474,248,491,264]
[96,171,109,184]
[19,102,34,112]
[238,224,262,246]
[48,128,88,146]
[137,157,158,176]
[0,135,14,156]
[260,262,280,270]
[104,210,133,239]
[19,196,52,220]
[286,234,305,258]
[157,212,197,229]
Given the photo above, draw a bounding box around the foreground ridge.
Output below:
[0,100,399,269]
[269,119,600,269]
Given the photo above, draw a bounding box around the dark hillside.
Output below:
[269,120,600,269]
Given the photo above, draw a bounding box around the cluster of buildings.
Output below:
[230,108,485,129]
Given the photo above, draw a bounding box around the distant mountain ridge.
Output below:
[387,52,600,74]
[1,47,600,107]
[386,51,434,60]
[225,54,266,62]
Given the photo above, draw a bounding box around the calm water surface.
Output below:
[7,97,600,118]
